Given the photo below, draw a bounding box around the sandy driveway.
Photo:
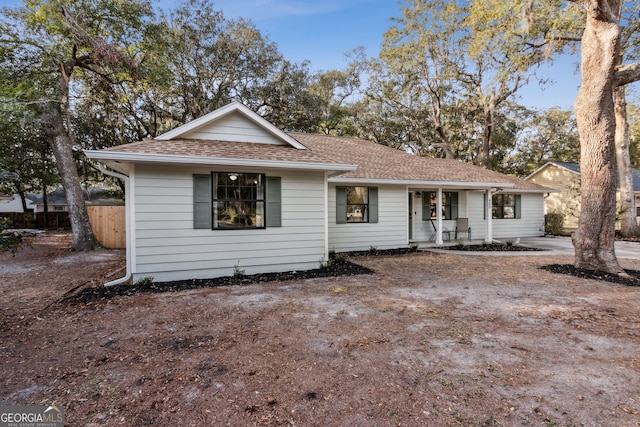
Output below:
[1,232,639,426]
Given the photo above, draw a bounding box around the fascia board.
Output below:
[328,177,516,189]
[85,150,356,172]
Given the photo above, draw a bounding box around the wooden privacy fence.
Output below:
[2,206,125,249]
[87,205,126,249]
[1,212,71,229]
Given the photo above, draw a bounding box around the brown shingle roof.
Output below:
[97,132,549,191]
[290,133,549,191]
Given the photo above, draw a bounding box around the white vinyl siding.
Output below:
[491,193,545,238]
[328,184,407,252]
[132,165,326,282]
[464,191,544,240]
[181,111,285,144]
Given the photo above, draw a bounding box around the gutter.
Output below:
[97,163,132,287]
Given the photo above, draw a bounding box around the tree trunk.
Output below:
[16,185,28,213]
[42,102,99,251]
[42,185,49,230]
[614,83,640,237]
[571,0,624,274]
[482,94,495,169]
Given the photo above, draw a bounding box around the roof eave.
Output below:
[525,161,580,180]
[328,177,517,189]
[84,150,356,173]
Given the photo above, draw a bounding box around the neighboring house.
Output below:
[31,187,124,213]
[86,102,551,282]
[526,161,640,229]
[0,194,37,213]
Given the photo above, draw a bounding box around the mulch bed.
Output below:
[441,243,546,252]
[63,248,425,305]
[63,260,375,305]
[540,264,640,287]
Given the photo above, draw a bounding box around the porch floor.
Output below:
[412,239,485,249]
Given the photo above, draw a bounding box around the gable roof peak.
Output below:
[155,101,307,149]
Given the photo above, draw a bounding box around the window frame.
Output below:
[346,186,370,223]
[491,193,521,219]
[422,191,458,221]
[194,173,282,230]
[336,186,378,224]
[212,172,266,230]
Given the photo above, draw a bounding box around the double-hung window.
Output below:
[193,173,281,229]
[213,173,265,229]
[422,191,458,220]
[492,194,521,219]
[336,186,378,224]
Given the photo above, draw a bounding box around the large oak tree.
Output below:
[567,0,640,274]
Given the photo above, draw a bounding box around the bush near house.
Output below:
[545,211,565,236]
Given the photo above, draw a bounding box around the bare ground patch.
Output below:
[1,232,639,426]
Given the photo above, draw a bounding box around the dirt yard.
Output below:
[1,232,639,426]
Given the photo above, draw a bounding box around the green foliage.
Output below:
[233,261,245,278]
[544,210,565,235]
[0,218,21,254]
[329,250,348,263]
[506,108,579,177]
[134,276,154,286]
[319,256,332,271]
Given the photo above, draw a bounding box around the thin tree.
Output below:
[613,1,640,237]
[0,0,152,250]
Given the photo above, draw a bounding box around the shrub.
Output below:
[330,251,347,263]
[0,218,21,254]
[233,261,245,278]
[545,211,565,236]
[134,276,154,286]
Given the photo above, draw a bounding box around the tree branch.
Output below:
[614,61,640,87]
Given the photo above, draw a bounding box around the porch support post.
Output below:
[486,188,493,242]
[436,187,443,245]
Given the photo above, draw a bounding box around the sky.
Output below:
[0,0,583,110]
[159,0,582,111]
